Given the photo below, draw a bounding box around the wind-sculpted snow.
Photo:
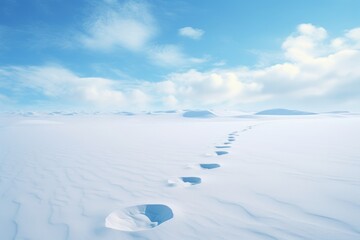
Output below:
[0,114,359,239]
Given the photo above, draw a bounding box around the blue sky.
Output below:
[1,0,360,111]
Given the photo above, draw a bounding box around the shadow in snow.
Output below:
[215,151,229,156]
[181,177,202,185]
[200,163,221,169]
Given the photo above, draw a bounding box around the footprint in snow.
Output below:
[242,126,253,132]
[105,204,173,232]
[181,177,201,185]
[200,163,221,169]
[215,151,229,156]
[167,177,202,186]
[215,146,231,149]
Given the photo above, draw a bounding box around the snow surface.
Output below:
[0,113,360,239]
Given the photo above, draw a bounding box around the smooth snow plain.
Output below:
[0,111,359,239]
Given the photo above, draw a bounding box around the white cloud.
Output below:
[153,23,360,109]
[345,28,360,49]
[148,45,187,67]
[80,78,125,106]
[161,95,178,108]
[178,27,204,40]
[0,64,263,109]
[147,44,207,67]
[274,24,360,99]
[213,60,226,67]
[346,28,360,41]
[78,1,206,69]
[80,0,156,51]
[152,69,264,108]
[0,65,146,109]
[0,93,8,102]
[129,89,151,107]
[282,23,328,62]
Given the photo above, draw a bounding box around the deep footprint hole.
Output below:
[105,204,174,232]
[181,177,202,185]
[215,151,229,156]
[215,146,231,149]
[200,163,221,169]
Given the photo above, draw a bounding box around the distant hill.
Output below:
[115,111,135,116]
[152,110,177,114]
[182,110,216,118]
[323,111,350,114]
[255,108,316,115]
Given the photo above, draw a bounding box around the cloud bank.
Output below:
[1,23,360,110]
